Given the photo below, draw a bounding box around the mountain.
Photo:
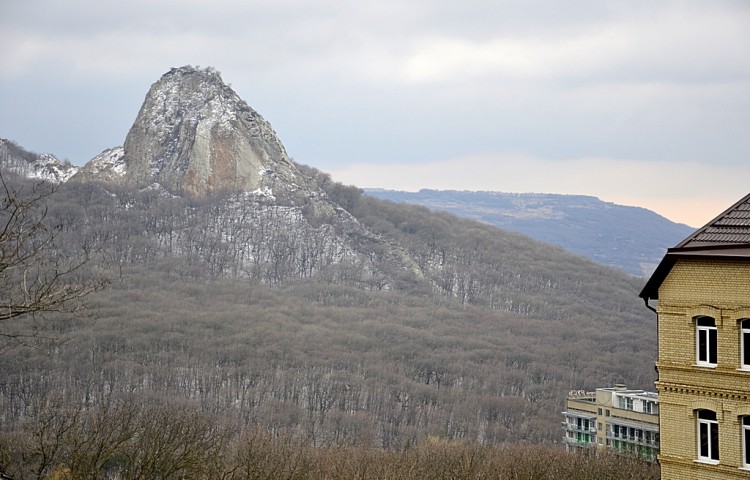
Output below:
[0,138,78,183]
[0,66,658,452]
[365,189,694,277]
[108,66,312,199]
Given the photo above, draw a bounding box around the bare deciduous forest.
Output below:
[0,164,659,478]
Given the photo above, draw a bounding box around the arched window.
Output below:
[696,316,717,366]
[697,409,719,462]
[743,416,750,468]
[741,319,750,370]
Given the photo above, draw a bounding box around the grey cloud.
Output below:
[0,0,748,195]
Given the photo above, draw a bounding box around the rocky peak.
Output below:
[122,66,310,198]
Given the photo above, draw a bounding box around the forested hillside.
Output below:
[0,56,661,475]
[0,161,657,477]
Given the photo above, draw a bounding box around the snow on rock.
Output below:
[69,146,127,185]
[251,187,275,199]
[88,147,126,176]
[0,138,78,184]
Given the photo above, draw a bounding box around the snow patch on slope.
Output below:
[88,147,127,178]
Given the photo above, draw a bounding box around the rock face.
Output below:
[122,66,309,197]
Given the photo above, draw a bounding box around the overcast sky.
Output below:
[1,0,749,227]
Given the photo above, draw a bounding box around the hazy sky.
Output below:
[1,1,749,227]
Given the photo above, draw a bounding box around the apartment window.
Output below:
[697,409,719,462]
[741,319,750,370]
[743,416,750,469]
[696,316,718,366]
[621,397,633,411]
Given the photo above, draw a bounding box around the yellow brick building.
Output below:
[641,194,750,479]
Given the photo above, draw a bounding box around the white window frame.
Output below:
[743,416,750,469]
[696,316,718,367]
[697,410,719,463]
[741,319,750,371]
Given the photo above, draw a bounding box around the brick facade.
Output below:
[641,194,750,479]
[655,258,750,478]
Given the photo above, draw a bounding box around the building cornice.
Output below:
[656,382,750,402]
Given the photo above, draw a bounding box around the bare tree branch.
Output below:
[0,171,109,340]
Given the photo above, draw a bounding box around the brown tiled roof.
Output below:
[640,192,750,301]
[675,193,750,248]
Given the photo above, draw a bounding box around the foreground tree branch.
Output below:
[0,171,109,340]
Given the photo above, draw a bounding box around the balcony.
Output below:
[561,421,596,433]
[606,431,659,447]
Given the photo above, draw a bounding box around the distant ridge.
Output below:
[365,189,694,277]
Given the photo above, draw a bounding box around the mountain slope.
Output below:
[1,174,658,444]
[0,66,658,450]
[365,189,694,277]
